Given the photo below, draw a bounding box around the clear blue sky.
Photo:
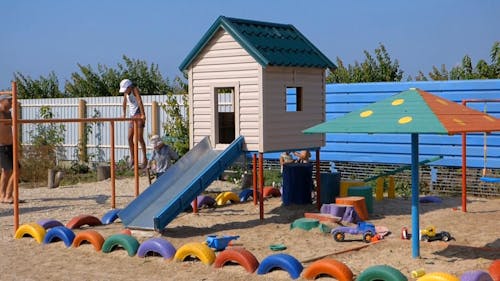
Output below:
[1,0,499,90]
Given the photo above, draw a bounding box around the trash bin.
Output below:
[282,163,313,205]
[319,172,341,204]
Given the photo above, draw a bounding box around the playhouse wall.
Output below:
[187,28,261,151]
[260,66,325,152]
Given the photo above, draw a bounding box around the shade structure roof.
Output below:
[304,88,500,135]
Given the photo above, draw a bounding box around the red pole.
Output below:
[252,153,257,205]
[12,81,19,232]
[110,121,116,209]
[315,149,321,210]
[461,100,467,212]
[259,152,264,220]
[133,120,139,197]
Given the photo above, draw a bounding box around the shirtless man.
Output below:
[0,94,14,203]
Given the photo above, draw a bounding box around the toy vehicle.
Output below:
[331,221,376,243]
[420,226,452,242]
[205,235,239,251]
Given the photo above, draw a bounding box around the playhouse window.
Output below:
[286,87,302,112]
[217,87,234,112]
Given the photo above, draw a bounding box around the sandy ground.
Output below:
[0,177,498,281]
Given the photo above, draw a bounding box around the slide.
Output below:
[118,136,244,231]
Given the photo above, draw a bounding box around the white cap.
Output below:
[119,79,133,93]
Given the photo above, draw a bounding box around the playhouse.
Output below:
[179,16,335,152]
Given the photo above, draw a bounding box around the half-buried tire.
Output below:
[213,247,260,273]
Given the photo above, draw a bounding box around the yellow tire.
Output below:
[417,272,459,281]
[174,242,216,265]
[215,192,240,206]
[14,222,46,244]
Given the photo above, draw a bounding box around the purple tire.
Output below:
[191,195,216,209]
[137,238,177,259]
[461,270,493,281]
[37,219,64,230]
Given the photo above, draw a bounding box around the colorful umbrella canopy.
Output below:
[303,88,500,258]
[304,88,500,135]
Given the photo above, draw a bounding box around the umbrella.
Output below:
[303,88,500,258]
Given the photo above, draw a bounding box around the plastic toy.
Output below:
[205,235,240,251]
[331,221,376,243]
[420,226,452,242]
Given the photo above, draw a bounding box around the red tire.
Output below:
[66,214,102,229]
[302,258,353,280]
[490,260,500,281]
[213,247,260,273]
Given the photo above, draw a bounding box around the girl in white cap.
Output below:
[120,79,147,168]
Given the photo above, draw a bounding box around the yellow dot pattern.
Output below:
[453,118,465,126]
[392,99,404,106]
[399,116,413,124]
[436,98,448,105]
[360,110,373,118]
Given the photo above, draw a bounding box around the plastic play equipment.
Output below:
[42,226,75,247]
[205,235,239,251]
[213,247,260,273]
[302,258,353,281]
[257,253,304,279]
[72,230,105,251]
[191,195,216,209]
[331,221,376,243]
[420,226,452,242]
[460,270,494,281]
[357,265,408,281]
[66,214,103,229]
[36,219,64,230]
[101,234,140,257]
[417,272,459,281]
[119,136,244,231]
[101,209,121,225]
[14,222,46,244]
[136,238,176,259]
[173,242,216,265]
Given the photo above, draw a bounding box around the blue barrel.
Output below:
[282,163,313,205]
[319,172,341,204]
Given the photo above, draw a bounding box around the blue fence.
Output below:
[266,79,500,169]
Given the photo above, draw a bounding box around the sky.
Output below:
[1,0,499,90]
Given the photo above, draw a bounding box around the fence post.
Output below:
[151,101,159,136]
[17,102,22,144]
[78,99,87,162]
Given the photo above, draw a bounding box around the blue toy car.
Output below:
[331,222,376,243]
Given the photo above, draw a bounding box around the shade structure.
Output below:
[303,88,500,258]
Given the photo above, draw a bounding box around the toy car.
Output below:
[420,226,452,242]
[331,221,376,243]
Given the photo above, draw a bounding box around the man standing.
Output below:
[120,79,147,169]
[0,94,14,203]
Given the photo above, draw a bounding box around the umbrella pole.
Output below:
[411,133,420,258]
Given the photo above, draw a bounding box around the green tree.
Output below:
[14,71,64,99]
[327,43,403,83]
[161,75,189,156]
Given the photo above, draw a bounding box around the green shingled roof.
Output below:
[179,16,336,71]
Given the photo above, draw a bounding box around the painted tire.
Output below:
[14,222,46,244]
[239,188,255,202]
[191,195,216,209]
[460,270,493,281]
[42,226,75,247]
[302,258,353,280]
[36,219,64,230]
[257,253,304,280]
[121,229,132,235]
[102,234,140,257]
[263,187,281,198]
[215,192,240,206]
[137,238,176,260]
[213,247,260,273]
[101,209,121,225]
[66,214,102,229]
[417,272,459,281]
[174,242,216,265]
[72,230,105,251]
[357,265,407,281]
[489,260,500,281]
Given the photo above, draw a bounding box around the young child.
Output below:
[148,135,179,178]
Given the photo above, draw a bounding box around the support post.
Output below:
[411,133,420,258]
[134,120,139,197]
[151,101,159,136]
[315,149,321,210]
[259,152,264,220]
[110,121,116,209]
[253,153,257,205]
[12,82,19,232]
[78,99,87,162]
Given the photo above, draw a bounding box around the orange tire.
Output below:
[263,187,281,198]
[66,215,102,229]
[213,247,260,273]
[490,259,500,281]
[72,230,105,251]
[302,258,353,280]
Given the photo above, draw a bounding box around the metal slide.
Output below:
[118,136,244,231]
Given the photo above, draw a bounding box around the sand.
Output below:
[0,177,498,281]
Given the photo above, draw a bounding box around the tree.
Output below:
[161,75,189,156]
[14,71,64,99]
[327,43,404,83]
